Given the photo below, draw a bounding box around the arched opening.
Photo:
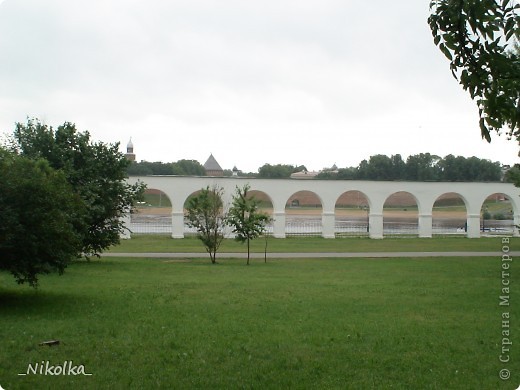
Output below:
[335,191,370,237]
[183,190,204,236]
[246,190,274,235]
[383,191,418,236]
[432,193,468,236]
[480,193,514,236]
[285,191,323,236]
[132,188,172,234]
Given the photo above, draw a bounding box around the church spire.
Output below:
[125,138,136,161]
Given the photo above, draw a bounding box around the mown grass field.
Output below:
[110,234,504,253]
[0,249,518,389]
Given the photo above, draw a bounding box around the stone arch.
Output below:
[248,190,274,210]
[285,190,323,236]
[286,190,323,209]
[383,191,419,236]
[182,189,204,236]
[183,188,230,236]
[246,189,274,235]
[183,189,204,209]
[132,188,173,234]
[335,190,370,237]
[123,176,520,239]
[480,193,515,236]
[432,192,468,236]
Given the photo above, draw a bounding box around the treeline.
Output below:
[127,160,207,176]
[257,164,307,178]
[317,153,502,182]
[127,153,504,182]
[127,160,307,178]
[127,159,256,177]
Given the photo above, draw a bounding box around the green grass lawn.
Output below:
[0,256,517,389]
[110,235,510,253]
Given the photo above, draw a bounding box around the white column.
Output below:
[418,214,433,238]
[171,211,185,239]
[466,214,481,238]
[223,223,235,239]
[369,213,384,239]
[272,211,286,238]
[322,212,335,239]
[120,213,132,240]
[514,214,520,237]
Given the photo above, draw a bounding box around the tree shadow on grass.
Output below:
[0,287,94,318]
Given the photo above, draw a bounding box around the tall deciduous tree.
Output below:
[405,153,441,181]
[185,186,226,264]
[0,148,85,286]
[227,185,271,265]
[365,155,394,180]
[10,119,145,256]
[428,1,520,146]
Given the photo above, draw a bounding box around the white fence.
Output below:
[129,214,514,237]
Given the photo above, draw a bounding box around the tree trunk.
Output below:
[264,235,268,263]
[246,238,250,265]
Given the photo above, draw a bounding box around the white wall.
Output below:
[127,176,520,239]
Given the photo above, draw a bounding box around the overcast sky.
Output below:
[0,0,518,172]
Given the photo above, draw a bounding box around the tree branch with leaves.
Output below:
[428,0,520,146]
[9,118,146,257]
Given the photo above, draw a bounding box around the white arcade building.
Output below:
[125,175,520,239]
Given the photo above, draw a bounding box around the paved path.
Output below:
[104,251,520,259]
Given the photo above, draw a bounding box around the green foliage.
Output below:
[504,164,520,185]
[10,118,145,256]
[0,148,84,286]
[127,159,206,176]
[172,159,207,176]
[405,153,441,181]
[317,153,501,181]
[258,163,307,178]
[356,154,407,181]
[185,186,226,263]
[227,185,271,264]
[428,0,520,145]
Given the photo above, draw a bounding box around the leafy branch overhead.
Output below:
[428,0,520,145]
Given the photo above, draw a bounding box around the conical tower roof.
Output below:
[204,154,223,171]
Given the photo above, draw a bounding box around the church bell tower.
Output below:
[125,138,136,161]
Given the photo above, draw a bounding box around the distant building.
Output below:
[125,138,136,161]
[290,170,319,179]
[502,165,511,181]
[204,154,224,176]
